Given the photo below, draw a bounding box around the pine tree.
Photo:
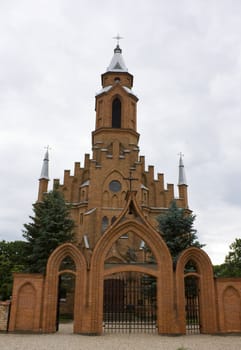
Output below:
[23,190,75,273]
[157,201,204,266]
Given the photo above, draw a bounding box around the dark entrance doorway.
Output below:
[56,255,76,332]
[185,276,200,334]
[56,273,75,332]
[103,272,157,333]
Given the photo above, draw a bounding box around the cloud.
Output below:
[1,0,241,264]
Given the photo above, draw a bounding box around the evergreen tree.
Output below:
[157,201,204,266]
[23,190,75,274]
[0,240,28,300]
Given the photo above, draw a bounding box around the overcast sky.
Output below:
[1,0,241,264]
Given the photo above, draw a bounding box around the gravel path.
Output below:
[0,323,240,350]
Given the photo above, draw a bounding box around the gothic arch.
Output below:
[222,286,241,332]
[176,247,217,334]
[42,243,87,333]
[15,282,36,331]
[102,169,125,188]
[90,218,174,335]
[8,274,44,333]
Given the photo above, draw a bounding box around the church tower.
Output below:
[93,43,139,151]
[38,42,189,250]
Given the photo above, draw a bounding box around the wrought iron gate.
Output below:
[185,276,200,334]
[103,272,157,333]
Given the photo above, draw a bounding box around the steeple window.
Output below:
[112,98,121,128]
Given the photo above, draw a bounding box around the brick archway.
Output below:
[176,247,217,334]
[42,243,87,333]
[89,218,174,335]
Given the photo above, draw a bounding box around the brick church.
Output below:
[38,39,189,260]
[8,41,241,335]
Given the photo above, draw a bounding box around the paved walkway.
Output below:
[0,323,240,350]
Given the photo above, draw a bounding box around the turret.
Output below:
[37,149,49,201]
[178,153,188,208]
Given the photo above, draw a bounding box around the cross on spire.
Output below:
[44,145,51,152]
[124,170,138,192]
[113,33,124,46]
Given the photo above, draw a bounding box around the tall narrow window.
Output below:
[101,216,109,233]
[112,98,121,128]
[111,216,117,224]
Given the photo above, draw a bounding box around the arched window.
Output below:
[112,98,121,128]
[184,260,198,274]
[59,256,76,271]
[101,216,109,233]
[111,216,117,224]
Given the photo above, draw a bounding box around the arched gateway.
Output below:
[42,243,87,333]
[89,192,174,334]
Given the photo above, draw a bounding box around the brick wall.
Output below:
[0,301,10,331]
[215,278,241,333]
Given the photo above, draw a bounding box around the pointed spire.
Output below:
[107,35,128,72]
[178,153,187,185]
[39,148,49,180]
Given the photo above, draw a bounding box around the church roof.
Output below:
[95,84,137,99]
[95,85,112,97]
[107,44,128,72]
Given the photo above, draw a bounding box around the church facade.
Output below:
[8,43,241,335]
[38,41,189,251]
